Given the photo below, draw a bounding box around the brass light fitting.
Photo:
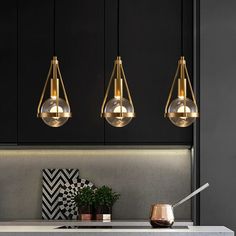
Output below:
[37,56,72,127]
[101,56,135,127]
[164,56,199,127]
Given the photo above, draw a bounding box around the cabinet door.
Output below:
[105,0,193,144]
[18,0,104,144]
[0,0,17,143]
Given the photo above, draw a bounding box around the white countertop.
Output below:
[0,225,231,233]
[0,220,193,227]
[0,221,232,236]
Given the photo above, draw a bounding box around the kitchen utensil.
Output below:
[150,183,209,228]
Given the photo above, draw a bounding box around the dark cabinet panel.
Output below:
[2,0,193,145]
[200,0,236,231]
[55,0,105,144]
[18,0,104,144]
[0,0,17,143]
[105,0,193,144]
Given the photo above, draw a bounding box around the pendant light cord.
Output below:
[117,0,120,56]
[181,0,184,56]
[53,0,56,56]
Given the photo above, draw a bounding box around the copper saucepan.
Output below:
[150,183,209,228]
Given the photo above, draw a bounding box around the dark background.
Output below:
[0,0,193,145]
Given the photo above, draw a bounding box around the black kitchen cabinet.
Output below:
[104,0,193,144]
[0,0,17,143]
[1,0,193,145]
[18,0,104,144]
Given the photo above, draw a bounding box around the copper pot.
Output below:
[150,183,209,228]
[150,204,174,228]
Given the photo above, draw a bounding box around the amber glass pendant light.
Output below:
[37,0,71,127]
[100,0,135,128]
[164,0,199,127]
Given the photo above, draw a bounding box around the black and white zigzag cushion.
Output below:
[58,178,96,220]
[42,169,80,220]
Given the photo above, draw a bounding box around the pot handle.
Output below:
[173,183,209,208]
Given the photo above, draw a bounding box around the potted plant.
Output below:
[94,186,120,221]
[73,187,95,221]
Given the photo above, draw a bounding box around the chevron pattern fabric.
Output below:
[42,169,80,220]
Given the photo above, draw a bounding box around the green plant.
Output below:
[73,187,95,207]
[94,186,120,207]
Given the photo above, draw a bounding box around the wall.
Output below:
[200,0,236,231]
[0,148,191,220]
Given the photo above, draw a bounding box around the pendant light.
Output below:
[164,0,199,128]
[100,0,135,128]
[37,0,71,128]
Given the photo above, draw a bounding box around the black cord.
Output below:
[181,0,184,56]
[104,0,106,145]
[17,0,19,142]
[117,0,120,56]
[53,0,56,55]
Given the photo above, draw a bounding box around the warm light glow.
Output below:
[40,97,70,127]
[167,97,197,127]
[177,104,191,120]
[49,105,63,119]
[113,105,127,120]
[113,105,127,112]
[50,105,63,113]
[104,97,134,127]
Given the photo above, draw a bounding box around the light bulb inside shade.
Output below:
[113,105,127,114]
[168,97,197,127]
[104,97,134,127]
[177,104,191,119]
[49,105,64,113]
[41,97,70,127]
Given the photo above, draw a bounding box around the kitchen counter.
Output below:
[0,220,193,227]
[0,221,232,236]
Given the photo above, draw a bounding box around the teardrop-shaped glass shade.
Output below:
[168,97,197,127]
[104,97,134,127]
[41,97,70,127]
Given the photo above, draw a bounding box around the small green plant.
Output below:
[94,186,120,207]
[73,187,95,207]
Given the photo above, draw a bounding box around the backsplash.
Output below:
[0,148,191,220]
